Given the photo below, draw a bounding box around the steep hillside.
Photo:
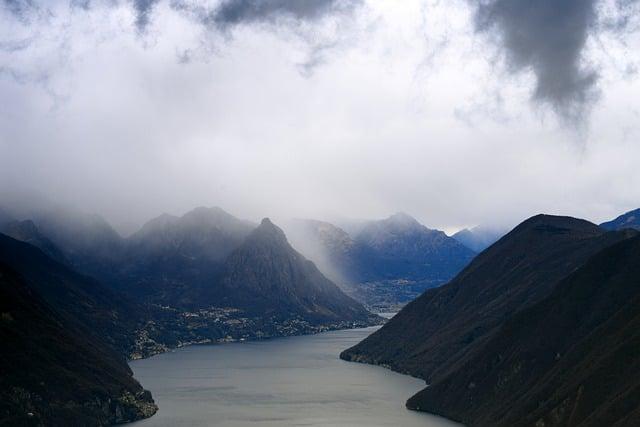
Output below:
[2,220,69,265]
[212,218,378,324]
[31,209,126,285]
[0,241,156,425]
[407,235,640,427]
[341,215,636,383]
[0,234,143,356]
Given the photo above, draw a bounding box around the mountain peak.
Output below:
[251,218,288,244]
[378,212,424,233]
[388,212,418,223]
[513,214,602,237]
[260,217,275,227]
[218,219,374,323]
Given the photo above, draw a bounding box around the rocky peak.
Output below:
[248,218,289,245]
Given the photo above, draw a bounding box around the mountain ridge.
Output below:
[340,214,637,384]
[0,234,157,425]
[406,233,640,427]
[286,213,476,310]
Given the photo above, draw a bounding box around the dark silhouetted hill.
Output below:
[341,215,636,384]
[407,234,640,427]
[0,235,156,425]
[212,218,377,324]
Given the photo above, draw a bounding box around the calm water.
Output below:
[130,327,460,427]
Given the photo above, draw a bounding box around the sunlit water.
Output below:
[130,326,460,427]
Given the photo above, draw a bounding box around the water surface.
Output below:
[130,327,460,427]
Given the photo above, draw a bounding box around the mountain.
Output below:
[286,213,476,310]
[452,225,506,252]
[2,207,379,344]
[352,212,475,283]
[284,218,358,286]
[0,236,156,425]
[406,234,640,427]
[341,215,637,384]
[210,218,377,324]
[30,208,127,285]
[2,219,69,265]
[128,207,255,260]
[0,207,13,228]
[121,206,255,302]
[0,233,144,357]
[600,208,640,231]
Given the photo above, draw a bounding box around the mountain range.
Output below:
[5,206,475,312]
[286,213,476,310]
[0,206,380,425]
[341,213,640,426]
[3,203,638,425]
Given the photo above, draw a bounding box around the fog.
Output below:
[1,0,639,235]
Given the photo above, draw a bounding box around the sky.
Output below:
[1,0,639,235]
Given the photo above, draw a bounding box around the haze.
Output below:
[1,0,639,235]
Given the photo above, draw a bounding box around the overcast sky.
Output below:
[1,0,639,234]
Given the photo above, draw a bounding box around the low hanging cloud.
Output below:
[1,0,640,233]
[473,0,600,123]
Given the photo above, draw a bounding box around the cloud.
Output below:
[472,0,599,123]
[166,0,364,76]
[1,0,639,234]
[204,0,361,30]
[2,0,41,23]
[471,0,640,124]
[132,0,160,32]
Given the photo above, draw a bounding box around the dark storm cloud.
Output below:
[473,0,599,122]
[132,0,160,31]
[206,0,361,30]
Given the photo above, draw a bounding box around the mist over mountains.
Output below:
[1,199,639,425]
[0,203,383,423]
[284,212,476,310]
[2,1,639,424]
[0,202,479,311]
[2,153,637,425]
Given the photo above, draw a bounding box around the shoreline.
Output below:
[127,325,461,427]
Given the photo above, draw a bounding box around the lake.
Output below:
[130,326,460,427]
